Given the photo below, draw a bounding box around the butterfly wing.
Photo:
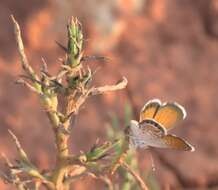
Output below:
[129,120,166,148]
[139,120,167,137]
[129,120,194,151]
[154,102,186,130]
[139,99,161,122]
[151,134,195,151]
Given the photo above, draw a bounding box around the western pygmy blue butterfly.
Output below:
[128,99,195,151]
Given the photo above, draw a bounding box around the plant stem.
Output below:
[122,162,148,190]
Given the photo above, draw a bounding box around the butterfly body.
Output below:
[128,99,195,152]
[129,120,165,149]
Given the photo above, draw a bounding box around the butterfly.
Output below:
[128,99,195,151]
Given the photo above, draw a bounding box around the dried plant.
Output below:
[0,16,149,190]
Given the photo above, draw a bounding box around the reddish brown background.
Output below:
[1,0,218,189]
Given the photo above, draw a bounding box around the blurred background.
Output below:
[1,0,218,189]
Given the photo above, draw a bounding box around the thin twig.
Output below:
[8,131,55,189]
[122,162,148,190]
[98,176,113,190]
[41,58,49,74]
[11,15,38,81]
[15,79,39,93]
[81,55,109,63]
[8,130,30,163]
[90,77,128,96]
[70,77,127,113]
[64,167,88,185]
[73,89,92,113]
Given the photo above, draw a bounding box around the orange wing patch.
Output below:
[161,134,194,151]
[139,99,161,122]
[154,102,186,130]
